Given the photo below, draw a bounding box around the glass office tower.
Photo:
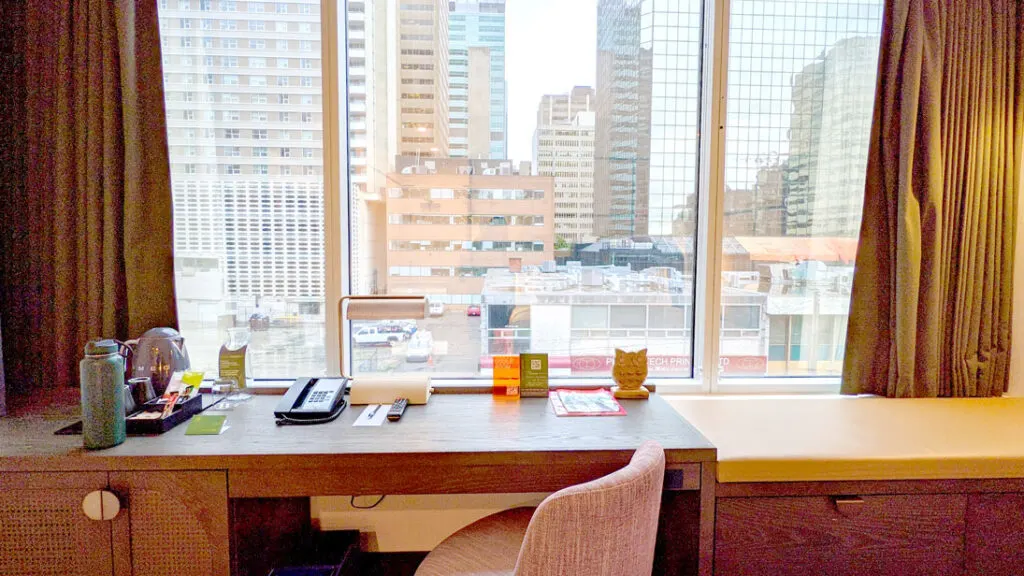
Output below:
[594,0,702,238]
[447,0,507,159]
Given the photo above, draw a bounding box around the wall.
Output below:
[313,493,547,551]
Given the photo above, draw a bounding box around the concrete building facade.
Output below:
[533,87,597,246]
[158,0,326,325]
[396,0,450,159]
[384,158,555,305]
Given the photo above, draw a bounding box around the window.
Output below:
[219,0,236,11]
[180,37,192,47]
[222,74,238,85]
[219,19,236,30]
[200,18,212,30]
[157,0,882,388]
[180,18,192,29]
[223,38,238,49]
[224,56,238,68]
[224,110,240,121]
[226,146,241,157]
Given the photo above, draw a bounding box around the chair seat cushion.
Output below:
[415,507,535,576]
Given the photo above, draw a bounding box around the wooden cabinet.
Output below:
[715,494,966,576]
[965,493,1024,575]
[109,471,230,576]
[0,470,228,576]
[0,472,114,576]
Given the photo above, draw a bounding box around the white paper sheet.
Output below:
[353,404,389,426]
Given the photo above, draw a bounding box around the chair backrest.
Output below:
[513,441,666,576]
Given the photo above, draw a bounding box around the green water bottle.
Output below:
[80,339,126,450]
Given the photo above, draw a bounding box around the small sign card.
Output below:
[519,353,549,398]
[185,414,229,435]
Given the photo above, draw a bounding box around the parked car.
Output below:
[405,331,434,363]
[248,313,270,332]
[352,325,408,346]
[428,301,445,316]
[466,305,481,317]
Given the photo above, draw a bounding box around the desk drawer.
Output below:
[715,494,965,576]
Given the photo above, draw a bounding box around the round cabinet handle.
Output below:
[82,490,122,521]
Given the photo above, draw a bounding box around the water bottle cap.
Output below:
[85,339,120,356]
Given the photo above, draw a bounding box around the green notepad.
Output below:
[520,353,549,398]
[185,414,227,435]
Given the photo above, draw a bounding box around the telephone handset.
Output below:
[274,377,348,425]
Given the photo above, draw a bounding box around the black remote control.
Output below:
[387,398,409,422]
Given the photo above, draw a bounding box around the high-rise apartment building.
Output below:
[785,36,880,238]
[448,0,507,159]
[157,0,325,326]
[594,0,702,239]
[396,0,450,159]
[385,158,554,304]
[534,87,596,245]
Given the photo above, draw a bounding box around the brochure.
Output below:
[549,389,627,417]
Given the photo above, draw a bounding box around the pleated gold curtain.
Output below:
[843,0,1024,397]
[11,0,179,392]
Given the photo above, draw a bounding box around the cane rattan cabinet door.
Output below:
[0,472,114,576]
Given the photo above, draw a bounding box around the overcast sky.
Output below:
[505,0,597,163]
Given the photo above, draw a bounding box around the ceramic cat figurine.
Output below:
[612,348,650,399]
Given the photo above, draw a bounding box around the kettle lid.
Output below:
[140,327,182,340]
[85,339,120,356]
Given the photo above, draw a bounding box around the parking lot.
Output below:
[180,309,485,380]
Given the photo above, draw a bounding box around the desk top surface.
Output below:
[0,393,714,472]
[668,395,1024,483]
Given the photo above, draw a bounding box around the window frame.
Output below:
[313,0,862,393]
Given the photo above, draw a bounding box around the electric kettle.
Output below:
[125,328,191,396]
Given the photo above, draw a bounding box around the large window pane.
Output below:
[720,0,883,377]
[158,0,326,378]
[348,0,701,379]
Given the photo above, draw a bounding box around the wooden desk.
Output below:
[1,393,716,576]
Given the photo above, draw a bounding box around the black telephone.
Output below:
[274,377,348,425]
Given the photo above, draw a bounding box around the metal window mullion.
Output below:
[700,0,730,393]
[322,0,351,377]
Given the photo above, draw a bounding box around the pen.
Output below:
[366,405,381,419]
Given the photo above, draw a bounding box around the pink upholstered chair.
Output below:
[415,441,666,576]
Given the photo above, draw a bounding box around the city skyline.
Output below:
[157,0,885,380]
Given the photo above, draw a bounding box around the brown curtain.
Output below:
[843,0,1024,397]
[6,0,178,393]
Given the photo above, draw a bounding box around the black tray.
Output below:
[126,394,205,435]
[54,394,211,436]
